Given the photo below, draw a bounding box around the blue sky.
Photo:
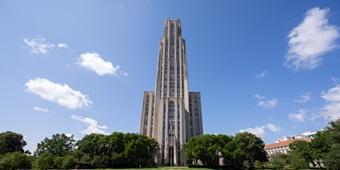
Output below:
[1,0,340,152]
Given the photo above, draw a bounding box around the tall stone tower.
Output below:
[140,18,203,166]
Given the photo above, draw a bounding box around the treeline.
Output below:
[0,130,268,169]
[1,120,340,169]
[269,120,340,169]
[184,120,340,169]
[0,132,159,169]
[184,132,267,169]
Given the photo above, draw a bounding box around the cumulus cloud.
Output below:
[254,94,278,109]
[289,108,320,122]
[79,53,120,76]
[294,92,312,103]
[266,123,280,132]
[33,106,49,112]
[240,127,265,138]
[25,78,92,109]
[321,85,340,121]
[285,7,339,70]
[255,71,267,79]
[71,114,109,135]
[289,109,306,122]
[258,99,278,109]
[240,123,280,138]
[23,38,67,54]
[322,85,340,102]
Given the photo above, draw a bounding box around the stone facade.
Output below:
[140,18,203,166]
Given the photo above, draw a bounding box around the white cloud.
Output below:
[289,109,306,122]
[79,53,120,76]
[71,114,109,135]
[57,43,68,48]
[254,94,265,100]
[254,95,278,109]
[258,99,278,109]
[294,92,312,103]
[289,108,320,122]
[240,123,280,138]
[240,126,265,138]
[25,78,92,109]
[23,38,68,54]
[285,7,339,70]
[266,123,280,132]
[322,85,340,102]
[256,71,267,79]
[33,106,49,112]
[321,85,340,121]
[302,131,316,136]
[65,133,73,138]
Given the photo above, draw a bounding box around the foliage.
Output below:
[0,131,27,154]
[323,120,340,169]
[35,133,75,156]
[77,132,159,168]
[184,132,267,169]
[289,140,313,166]
[184,134,231,166]
[32,152,55,169]
[61,154,76,169]
[268,153,289,169]
[232,132,267,168]
[270,119,340,169]
[254,160,264,169]
[0,151,32,169]
[288,152,309,169]
[2,120,340,169]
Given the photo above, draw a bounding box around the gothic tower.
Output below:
[140,18,203,165]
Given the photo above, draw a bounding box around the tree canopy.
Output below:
[35,133,75,156]
[0,131,27,154]
[184,132,267,169]
[1,119,340,169]
[77,132,159,168]
[268,119,340,169]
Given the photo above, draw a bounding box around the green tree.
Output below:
[289,140,313,166]
[32,152,54,169]
[309,130,332,167]
[76,132,159,168]
[0,151,32,169]
[123,134,159,167]
[324,143,340,169]
[268,153,289,169]
[288,152,309,169]
[0,131,27,154]
[35,133,75,156]
[184,134,231,166]
[76,133,106,158]
[61,154,76,169]
[323,120,340,169]
[232,132,267,169]
[53,156,64,168]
